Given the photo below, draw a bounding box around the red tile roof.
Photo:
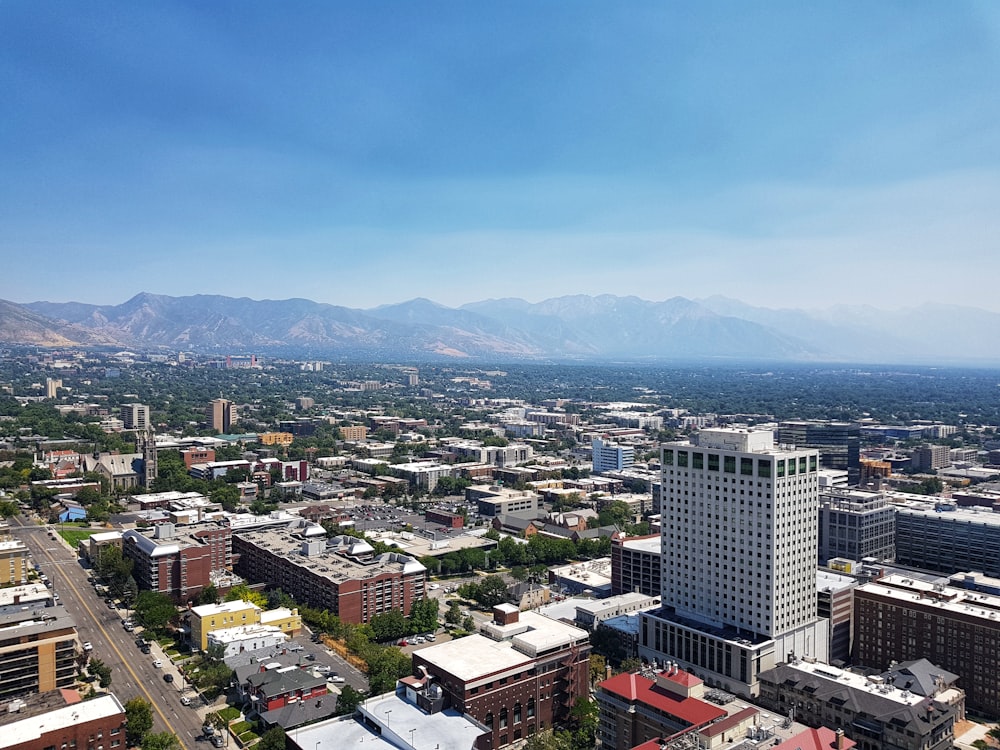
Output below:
[660,668,702,689]
[773,727,855,750]
[599,672,725,728]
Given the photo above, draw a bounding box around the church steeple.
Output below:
[142,426,157,488]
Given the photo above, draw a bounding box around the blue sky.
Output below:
[2,2,999,311]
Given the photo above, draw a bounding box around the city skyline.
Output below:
[2,3,1000,312]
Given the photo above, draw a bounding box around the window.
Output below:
[500,708,509,729]
[724,456,736,474]
[692,452,704,470]
[708,454,719,471]
[677,451,688,468]
[757,460,771,478]
[664,450,674,466]
[740,458,753,476]
[515,703,522,723]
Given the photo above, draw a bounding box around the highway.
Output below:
[11,517,210,750]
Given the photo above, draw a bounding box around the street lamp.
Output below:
[383,709,392,728]
[409,729,416,748]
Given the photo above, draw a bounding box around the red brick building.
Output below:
[180,446,216,469]
[426,509,465,528]
[595,666,726,750]
[412,605,591,749]
[233,528,427,624]
[0,690,126,750]
[122,522,232,601]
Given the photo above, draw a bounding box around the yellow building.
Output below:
[338,425,368,441]
[259,432,295,447]
[260,607,302,639]
[0,539,29,585]
[189,600,302,651]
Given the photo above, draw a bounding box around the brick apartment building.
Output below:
[121,522,232,601]
[233,528,426,623]
[412,605,591,750]
[854,572,1000,719]
[595,666,727,750]
[758,657,963,750]
[0,691,126,750]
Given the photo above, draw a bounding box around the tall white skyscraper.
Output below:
[639,428,827,696]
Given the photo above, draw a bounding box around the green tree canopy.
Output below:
[133,590,177,634]
[256,727,287,750]
[125,697,154,746]
[141,732,181,750]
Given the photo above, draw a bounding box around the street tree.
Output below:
[125,697,154,746]
[141,732,181,750]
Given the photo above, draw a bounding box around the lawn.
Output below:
[58,528,101,547]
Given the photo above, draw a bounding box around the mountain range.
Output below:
[2,292,999,365]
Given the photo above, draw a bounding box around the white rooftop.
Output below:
[292,689,486,750]
[416,633,533,682]
[1,693,124,749]
[208,624,285,644]
[785,659,962,707]
[620,535,662,554]
[858,573,1000,622]
[191,599,262,618]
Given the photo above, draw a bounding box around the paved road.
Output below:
[11,518,209,750]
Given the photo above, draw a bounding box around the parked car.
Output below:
[82,642,93,651]
[164,673,173,683]
[211,736,224,748]
[329,675,345,683]
[153,659,162,668]
[180,696,191,706]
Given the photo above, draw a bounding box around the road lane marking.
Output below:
[25,523,193,750]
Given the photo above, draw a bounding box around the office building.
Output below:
[818,488,896,563]
[611,533,662,598]
[776,421,861,484]
[412,605,590,750]
[0,691,126,750]
[639,429,827,696]
[592,437,635,473]
[816,569,857,666]
[44,378,61,399]
[894,501,1000,578]
[206,398,238,433]
[466,485,542,517]
[854,573,1000,718]
[119,402,150,431]
[0,605,77,699]
[758,657,963,750]
[910,445,951,472]
[233,528,426,624]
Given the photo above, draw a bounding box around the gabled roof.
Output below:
[773,727,856,750]
[598,672,725,728]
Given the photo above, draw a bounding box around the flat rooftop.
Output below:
[234,527,426,582]
[292,689,487,750]
[858,573,1000,622]
[0,693,124,748]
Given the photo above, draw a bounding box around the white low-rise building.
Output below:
[207,624,288,659]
